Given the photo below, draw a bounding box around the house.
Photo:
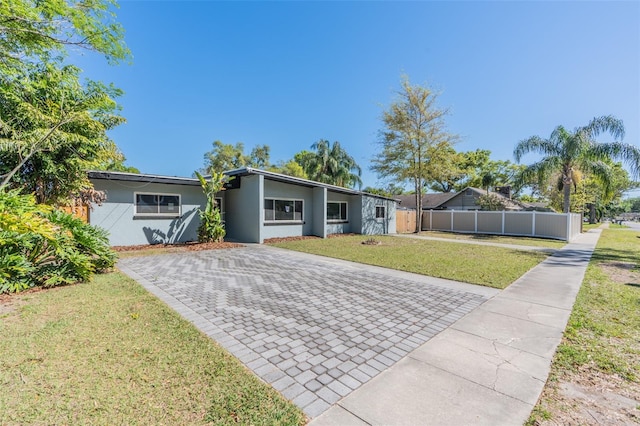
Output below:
[396,187,547,211]
[88,167,397,246]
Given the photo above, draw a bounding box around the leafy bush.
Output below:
[0,189,116,293]
[195,171,227,243]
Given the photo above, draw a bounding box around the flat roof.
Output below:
[225,167,397,201]
[87,170,201,186]
[88,168,397,202]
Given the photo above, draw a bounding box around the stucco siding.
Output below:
[312,187,327,238]
[89,179,205,246]
[225,174,262,243]
[361,196,396,235]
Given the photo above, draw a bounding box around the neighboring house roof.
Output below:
[521,202,555,212]
[88,168,397,201]
[224,167,398,201]
[397,187,533,211]
[396,192,457,209]
[450,187,528,210]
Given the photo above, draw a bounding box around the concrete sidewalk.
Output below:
[311,229,602,426]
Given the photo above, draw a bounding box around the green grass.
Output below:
[270,235,548,289]
[556,229,640,379]
[0,272,305,426]
[418,231,566,248]
[581,222,601,231]
[527,228,640,424]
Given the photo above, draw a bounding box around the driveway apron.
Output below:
[118,245,497,418]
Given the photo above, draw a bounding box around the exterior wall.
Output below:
[261,179,314,241]
[350,195,363,235]
[326,191,353,235]
[422,210,582,241]
[225,174,262,243]
[440,192,480,210]
[89,179,205,246]
[360,196,396,235]
[312,187,327,238]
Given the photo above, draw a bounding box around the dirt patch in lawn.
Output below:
[599,261,640,287]
[0,293,20,316]
[113,241,244,253]
[536,365,640,425]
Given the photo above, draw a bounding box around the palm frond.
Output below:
[581,115,625,141]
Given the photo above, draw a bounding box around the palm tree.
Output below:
[514,116,640,213]
[306,139,362,188]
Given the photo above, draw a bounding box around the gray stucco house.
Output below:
[88,167,397,246]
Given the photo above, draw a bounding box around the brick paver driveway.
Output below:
[118,245,495,418]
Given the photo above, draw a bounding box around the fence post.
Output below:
[450,210,454,231]
[430,210,433,230]
[566,212,571,241]
[532,210,536,237]
[474,210,478,233]
[501,210,505,235]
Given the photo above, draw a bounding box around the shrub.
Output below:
[195,171,228,243]
[0,189,116,293]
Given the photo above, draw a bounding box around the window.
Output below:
[375,205,386,219]
[327,201,347,222]
[135,193,181,216]
[264,199,303,222]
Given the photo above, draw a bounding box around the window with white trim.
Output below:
[264,198,303,222]
[327,201,348,222]
[375,205,386,219]
[135,193,181,216]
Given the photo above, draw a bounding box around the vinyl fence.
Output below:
[421,210,582,242]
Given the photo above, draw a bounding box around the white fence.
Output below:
[422,210,583,242]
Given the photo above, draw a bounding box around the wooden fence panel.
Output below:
[61,205,89,223]
[396,210,417,233]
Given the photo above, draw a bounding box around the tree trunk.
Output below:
[414,179,422,233]
[588,203,596,224]
[563,183,571,213]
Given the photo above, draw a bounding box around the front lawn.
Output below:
[269,235,548,289]
[527,228,640,424]
[418,231,566,248]
[0,272,305,426]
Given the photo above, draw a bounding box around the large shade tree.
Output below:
[514,116,640,213]
[0,63,125,204]
[371,77,457,232]
[0,0,130,203]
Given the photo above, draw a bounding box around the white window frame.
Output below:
[134,192,181,217]
[327,201,348,223]
[375,205,386,220]
[264,198,304,223]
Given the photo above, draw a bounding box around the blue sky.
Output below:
[74,1,639,195]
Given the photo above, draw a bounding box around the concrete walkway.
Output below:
[394,233,559,253]
[311,229,602,426]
